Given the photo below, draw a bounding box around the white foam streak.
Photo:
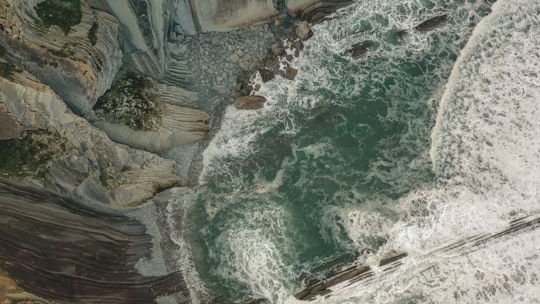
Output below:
[213,206,296,303]
[166,189,209,304]
[337,0,540,302]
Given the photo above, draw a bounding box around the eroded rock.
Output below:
[414,14,449,32]
[0,103,23,140]
[296,21,312,40]
[349,42,371,59]
[0,0,122,115]
[283,66,298,80]
[259,69,275,82]
[234,95,267,110]
[0,72,183,207]
[0,181,188,303]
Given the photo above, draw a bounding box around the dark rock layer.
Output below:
[0,179,188,303]
[298,0,355,24]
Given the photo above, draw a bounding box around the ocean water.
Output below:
[168,0,540,303]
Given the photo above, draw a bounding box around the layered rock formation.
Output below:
[0,0,211,301]
[172,0,355,33]
[0,72,184,207]
[0,0,361,302]
[0,180,189,304]
[0,0,122,115]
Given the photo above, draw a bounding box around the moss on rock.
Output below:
[93,71,163,131]
[35,0,82,35]
[0,130,70,178]
[0,47,22,81]
[88,21,98,45]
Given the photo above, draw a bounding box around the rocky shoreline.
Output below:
[0,0,353,302]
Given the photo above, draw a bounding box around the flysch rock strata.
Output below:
[0,0,122,115]
[0,180,189,303]
[0,269,48,304]
[0,71,183,208]
[0,0,362,302]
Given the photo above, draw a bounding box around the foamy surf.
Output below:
[167,0,537,302]
[331,0,540,303]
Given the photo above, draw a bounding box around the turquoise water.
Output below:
[167,0,527,302]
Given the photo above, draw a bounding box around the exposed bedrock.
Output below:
[0,180,189,303]
[0,72,183,208]
[293,0,354,23]
[106,0,168,78]
[94,102,209,154]
[0,0,122,115]
[171,0,355,34]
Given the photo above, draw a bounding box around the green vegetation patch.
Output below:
[0,47,22,80]
[88,21,98,45]
[0,61,22,81]
[35,0,82,35]
[0,130,69,178]
[48,42,76,58]
[93,71,163,131]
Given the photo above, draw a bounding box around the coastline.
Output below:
[0,0,352,302]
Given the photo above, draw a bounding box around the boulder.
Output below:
[282,66,298,80]
[349,42,371,59]
[259,69,275,82]
[0,103,23,140]
[414,14,449,32]
[233,95,267,110]
[271,42,286,56]
[296,21,312,40]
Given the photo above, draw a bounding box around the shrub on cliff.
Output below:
[93,72,163,131]
[35,0,82,35]
[0,130,69,178]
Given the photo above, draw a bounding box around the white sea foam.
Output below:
[333,0,540,303]
[188,0,540,302]
[211,204,297,303]
[200,0,481,184]
[166,189,209,304]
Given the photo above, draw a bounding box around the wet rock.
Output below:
[282,66,298,80]
[271,42,286,56]
[396,29,408,40]
[298,0,355,24]
[414,14,449,32]
[259,69,275,82]
[349,42,371,58]
[292,40,304,57]
[296,21,312,40]
[233,95,267,110]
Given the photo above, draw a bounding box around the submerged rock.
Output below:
[234,95,267,110]
[396,29,408,40]
[283,66,298,80]
[348,42,371,58]
[414,14,449,32]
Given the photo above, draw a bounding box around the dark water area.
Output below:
[171,0,499,302]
